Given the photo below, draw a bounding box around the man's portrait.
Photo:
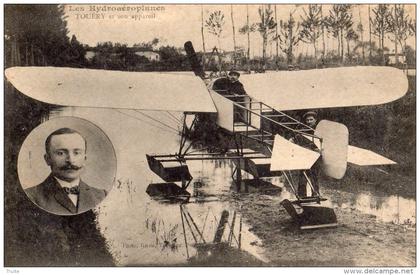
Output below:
[18,117,117,215]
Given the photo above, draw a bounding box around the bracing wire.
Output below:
[135,110,180,133]
[165,113,182,127]
[166,111,182,124]
[114,110,179,135]
[164,112,182,132]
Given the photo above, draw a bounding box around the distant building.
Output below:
[223,49,246,63]
[83,50,119,59]
[85,48,161,62]
[202,51,220,63]
[385,53,406,65]
[176,48,187,55]
[85,51,96,60]
[134,51,160,61]
[202,48,246,63]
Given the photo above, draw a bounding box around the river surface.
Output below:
[47,106,415,265]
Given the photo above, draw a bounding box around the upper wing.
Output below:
[5,67,217,113]
[240,66,408,111]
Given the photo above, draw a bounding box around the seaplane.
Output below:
[5,41,408,229]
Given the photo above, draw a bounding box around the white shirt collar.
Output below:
[54,177,80,188]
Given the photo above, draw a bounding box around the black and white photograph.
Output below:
[17,116,116,215]
[3,3,417,270]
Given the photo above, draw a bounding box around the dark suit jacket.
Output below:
[25,174,107,215]
[213,78,247,97]
[228,81,246,96]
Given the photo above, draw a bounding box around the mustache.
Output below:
[60,165,82,171]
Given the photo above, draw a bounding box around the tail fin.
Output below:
[315,120,349,179]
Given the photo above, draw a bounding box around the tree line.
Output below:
[5,5,87,68]
[204,4,415,71]
[86,40,191,71]
[4,5,191,71]
[5,4,416,72]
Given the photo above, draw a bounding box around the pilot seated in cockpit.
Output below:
[213,71,248,123]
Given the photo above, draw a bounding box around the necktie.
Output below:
[63,186,80,195]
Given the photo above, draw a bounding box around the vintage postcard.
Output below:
[3,3,416,269]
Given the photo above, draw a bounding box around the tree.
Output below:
[276,13,300,65]
[368,5,372,59]
[409,19,416,36]
[201,5,206,72]
[274,5,279,70]
[345,28,359,60]
[256,5,277,70]
[91,42,136,70]
[320,6,326,63]
[91,42,116,70]
[342,11,357,62]
[299,4,323,67]
[205,10,225,70]
[5,4,85,67]
[205,10,225,53]
[239,5,256,72]
[230,5,237,68]
[67,35,87,67]
[133,38,160,50]
[325,7,341,57]
[158,46,189,71]
[387,5,415,64]
[370,4,390,63]
[357,6,365,63]
[354,40,377,64]
[325,4,353,62]
[404,45,415,66]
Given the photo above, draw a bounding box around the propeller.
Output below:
[184,41,205,79]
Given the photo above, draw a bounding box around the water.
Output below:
[329,192,416,226]
[47,106,415,265]
[48,107,266,265]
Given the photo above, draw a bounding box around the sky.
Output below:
[65,4,416,57]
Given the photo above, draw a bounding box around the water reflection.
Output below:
[47,106,415,266]
[340,193,415,226]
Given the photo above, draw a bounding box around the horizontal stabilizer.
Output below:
[304,126,396,167]
[348,145,397,166]
[5,67,217,113]
[241,66,408,111]
[270,135,320,171]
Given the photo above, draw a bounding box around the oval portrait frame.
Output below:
[18,116,117,215]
